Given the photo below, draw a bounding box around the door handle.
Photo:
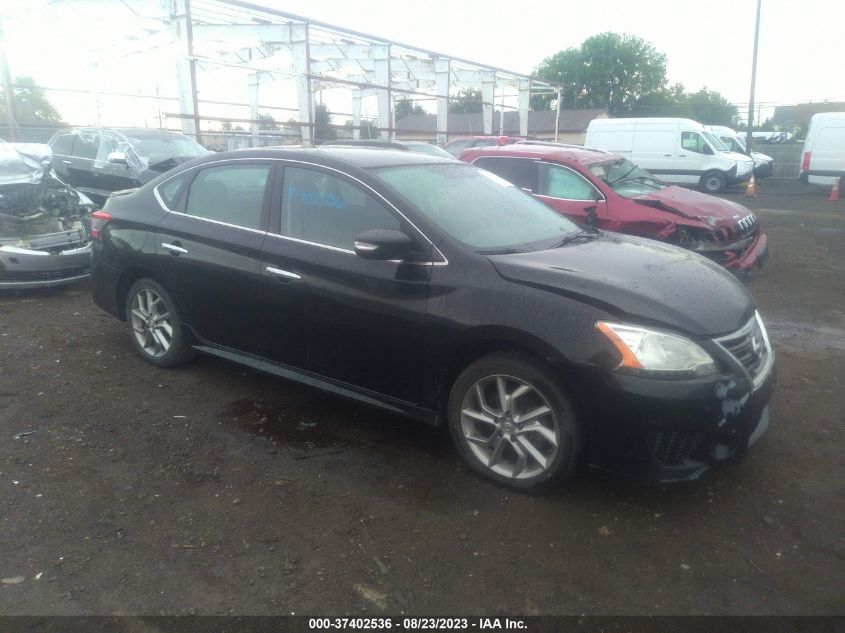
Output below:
[266,266,301,281]
[161,242,188,255]
[62,160,72,164]
[679,154,687,158]
[663,153,672,157]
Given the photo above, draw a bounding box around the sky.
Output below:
[2,0,844,129]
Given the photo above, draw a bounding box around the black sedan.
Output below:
[91,148,775,489]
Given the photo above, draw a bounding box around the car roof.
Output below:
[462,143,619,166]
[193,146,455,170]
[54,127,192,139]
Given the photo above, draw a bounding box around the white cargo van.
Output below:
[585,118,754,192]
[707,125,774,178]
[799,112,845,186]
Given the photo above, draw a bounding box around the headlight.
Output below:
[596,322,717,376]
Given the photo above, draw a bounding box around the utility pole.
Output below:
[0,21,19,142]
[745,0,762,155]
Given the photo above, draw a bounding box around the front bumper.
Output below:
[701,230,768,274]
[0,243,92,289]
[568,359,776,482]
[754,161,774,178]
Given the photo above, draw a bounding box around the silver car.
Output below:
[0,143,95,289]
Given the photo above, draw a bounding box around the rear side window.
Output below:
[471,138,497,148]
[185,164,270,230]
[281,167,399,250]
[473,156,538,192]
[72,134,99,159]
[538,164,596,200]
[159,173,190,209]
[51,134,74,155]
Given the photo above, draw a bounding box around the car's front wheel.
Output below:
[447,352,582,490]
[125,278,194,367]
[701,170,728,193]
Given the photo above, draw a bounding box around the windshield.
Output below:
[703,131,729,152]
[129,135,208,164]
[372,163,582,253]
[589,158,668,198]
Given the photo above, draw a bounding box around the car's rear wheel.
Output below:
[126,278,194,367]
[447,352,582,490]
[701,170,727,193]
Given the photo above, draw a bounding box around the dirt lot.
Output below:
[1,181,843,616]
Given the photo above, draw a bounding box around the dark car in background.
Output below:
[442,135,523,157]
[91,147,774,489]
[461,143,768,273]
[0,143,96,288]
[48,127,210,205]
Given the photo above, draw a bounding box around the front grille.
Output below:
[1,267,89,282]
[647,430,705,465]
[716,314,771,383]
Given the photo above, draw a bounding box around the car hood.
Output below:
[488,232,754,337]
[630,186,754,230]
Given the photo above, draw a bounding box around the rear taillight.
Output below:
[90,211,111,240]
[802,151,812,172]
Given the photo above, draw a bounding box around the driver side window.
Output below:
[681,132,713,155]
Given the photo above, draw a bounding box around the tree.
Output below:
[449,88,483,114]
[630,84,738,125]
[343,119,380,139]
[0,75,62,126]
[533,33,668,115]
[314,102,336,141]
[258,113,279,130]
[395,97,425,119]
[685,88,738,126]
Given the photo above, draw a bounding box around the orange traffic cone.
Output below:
[746,174,757,197]
[829,177,841,201]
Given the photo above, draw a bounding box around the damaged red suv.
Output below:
[461,143,768,273]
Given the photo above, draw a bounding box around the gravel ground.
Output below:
[0,180,843,616]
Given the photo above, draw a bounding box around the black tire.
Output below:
[447,351,583,490]
[701,170,728,193]
[125,278,195,368]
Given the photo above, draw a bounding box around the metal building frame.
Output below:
[165,0,560,145]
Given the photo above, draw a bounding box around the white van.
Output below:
[585,118,754,192]
[707,125,774,178]
[800,112,845,186]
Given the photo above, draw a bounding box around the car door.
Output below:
[92,132,139,193]
[631,126,677,181]
[535,162,608,227]
[677,130,713,185]
[67,132,101,198]
[49,133,76,183]
[154,160,272,351]
[256,163,431,403]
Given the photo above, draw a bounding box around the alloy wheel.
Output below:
[459,374,561,480]
[129,288,173,358]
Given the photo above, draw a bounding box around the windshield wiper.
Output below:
[608,165,638,185]
[550,232,600,249]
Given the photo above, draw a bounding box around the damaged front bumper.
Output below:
[0,236,92,289]
[568,353,776,483]
[708,230,768,274]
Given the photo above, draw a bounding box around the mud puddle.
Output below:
[225,395,449,460]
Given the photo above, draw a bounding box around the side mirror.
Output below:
[354,229,414,261]
[107,151,128,165]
